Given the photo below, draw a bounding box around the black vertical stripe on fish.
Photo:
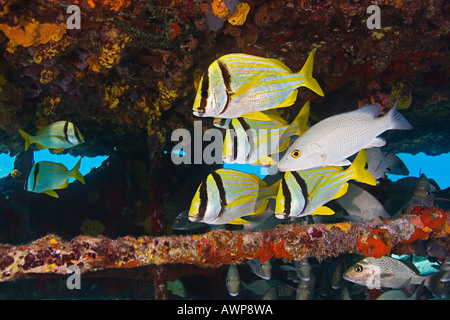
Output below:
[218,60,232,93]
[291,171,309,207]
[74,127,82,143]
[217,61,231,116]
[211,171,227,207]
[197,180,208,222]
[32,162,40,191]
[229,122,238,162]
[281,177,291,217]
[63,121,70,143]
[198,74,209,114]
[237,118,253,160]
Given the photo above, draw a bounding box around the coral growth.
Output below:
[0,18,66,49]
[228,2,250,25]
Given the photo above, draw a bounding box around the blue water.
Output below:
[387,152,450,189]
[0,150,108,180]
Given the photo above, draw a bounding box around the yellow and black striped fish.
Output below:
[275,149,376,219]
[188,169,280,225]
[193,50,324,121]
[25,159,85,198]
[18,121,84,153]
[223,101,310,166]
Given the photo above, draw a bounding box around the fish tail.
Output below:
[386,100,413,130]
[297,50,324,97]
[348,150,377,186]
[269,179,281,196]
[18,129,33,151]
[291,100,310,135]
[71,158,85,184]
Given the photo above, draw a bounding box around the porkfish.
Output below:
[193,50,324,121]
[25,159,85,198]
[19,121,84,153]
[223,101,310,166]
[275,149,376,219]
[188,168,280,225]
[278,102,413,172]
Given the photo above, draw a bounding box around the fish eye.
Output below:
[291,150,301,158]
[354,265,363,273]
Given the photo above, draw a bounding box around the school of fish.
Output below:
[18,121,86,198]
[190,50,413,225]
[186,51,448,300]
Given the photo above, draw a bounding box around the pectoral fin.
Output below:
[51,148,66,154]
[310,206,335,216]
[366,137,386,148]
[328,159,352,167]
[227,217,250,225]
[43,190,59,198]
[331,183,349,200]
[56,180,69,190]
[241,111,274,122]
[231,74,265,99]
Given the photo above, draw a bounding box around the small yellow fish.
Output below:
[223,101,310,166]
[193,50,324,121]
[188,168,280,225]
[275,149,376,219]
[18,121,84,153]
[25,159,85,198]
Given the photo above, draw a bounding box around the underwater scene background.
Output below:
[0,0,448,300]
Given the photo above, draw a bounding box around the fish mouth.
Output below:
[342,274,352,282]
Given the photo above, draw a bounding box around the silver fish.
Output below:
[296,275,315,300]
[226,264,240,297]
[278,102,413,172]
[249,259,272,280]
[336,183,390,222]
[366,147,409,181]
[331,258,346,290]
[376,281,425,300]
[343,256,447,298]
[280,259,311,281]
[261,286,278,300]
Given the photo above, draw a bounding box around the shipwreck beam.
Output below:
[0,208,448,282]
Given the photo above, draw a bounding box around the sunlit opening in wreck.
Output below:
[0,152,14,178]
[387,152,450,189]
[0,150,109,181]
[223,162,269,179]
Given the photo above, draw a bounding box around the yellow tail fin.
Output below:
[71,158,85,184]
[291,100,310,135]
[348,150,377,186]
[298,50,324,97]
[18,129,33,151]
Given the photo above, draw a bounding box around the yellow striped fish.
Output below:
[223,101,310,166]
[193,50,324,121]
[275,149,376,219]
[25,159,85,198]
[18,121,84,153]
[188,169,280,225]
